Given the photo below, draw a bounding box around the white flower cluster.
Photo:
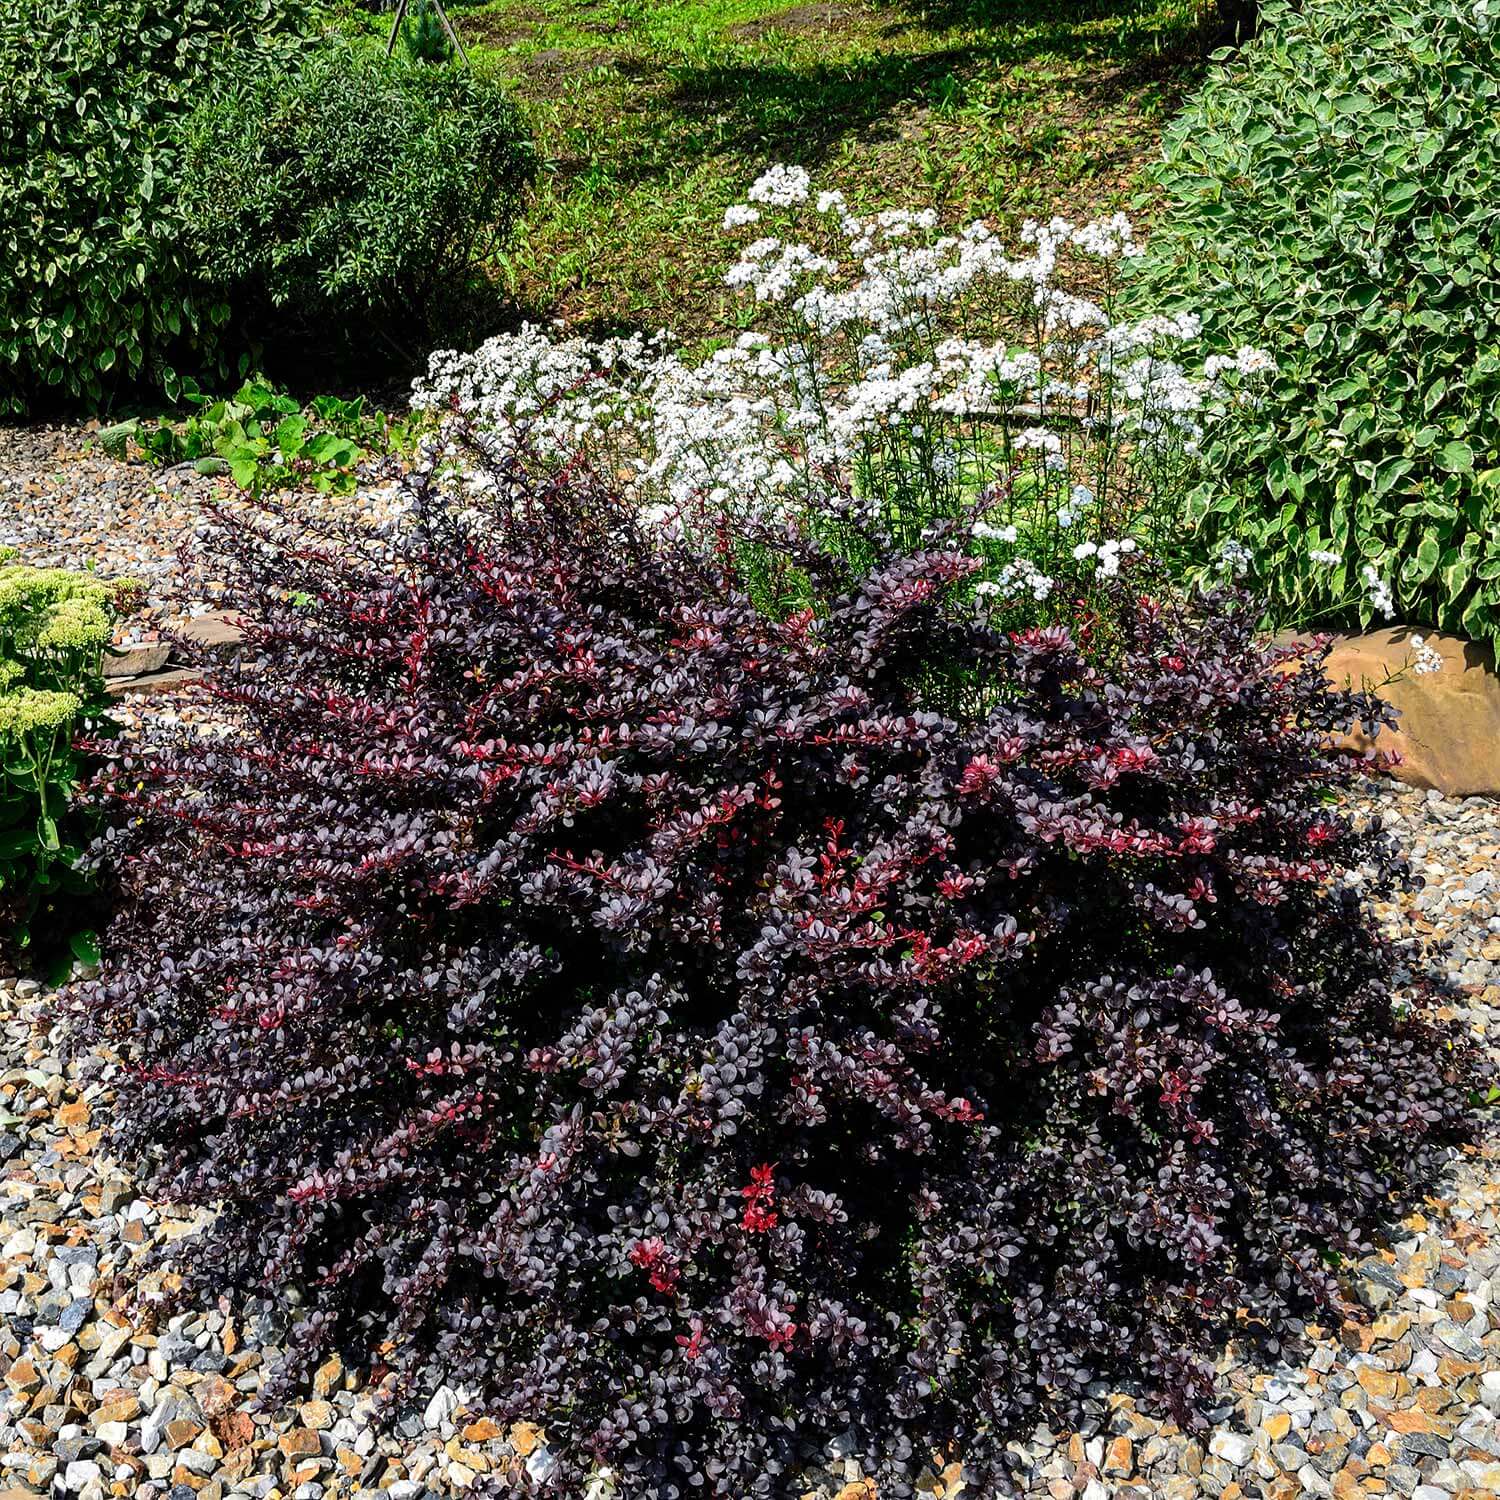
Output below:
[1057,483,1093,529]
[972,519,1019,543]
[1072,537,1138,577]
[1204,347,1278,379]
[977,555,1055,603]
[412,166,1274,616]
[1215,538,1253,579]
[746,164,811,207]
[1362,563,1395,618]
[1407,634,1443,674]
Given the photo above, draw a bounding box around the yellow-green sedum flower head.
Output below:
[0,564,132,660]
[0,687,81,739]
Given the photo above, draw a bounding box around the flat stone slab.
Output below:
[102,641,171,679]
[105,666,204,699]
[177,613,245,649]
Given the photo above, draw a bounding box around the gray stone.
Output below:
[1398,1430,1450,1462]
[1207,1431,1253,1465]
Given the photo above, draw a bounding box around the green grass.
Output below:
[355,0,1212,337]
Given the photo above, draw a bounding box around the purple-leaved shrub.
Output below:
[73,448,1479,1497]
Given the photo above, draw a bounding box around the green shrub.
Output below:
[403,0,453,65]
[176,46,535,348]
[1137,0,1500,643]
[0,553,135,970]
[0,0,309,415]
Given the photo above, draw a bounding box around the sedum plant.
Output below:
[74,449,1477,1497]
[1136,0,1500,644]
[414,167,1275,631]
[0,553,135,967]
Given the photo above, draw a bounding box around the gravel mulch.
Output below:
[0,424,406,649]
[1,781,1498,1500]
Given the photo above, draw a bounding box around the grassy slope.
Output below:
[357,0,1210,338]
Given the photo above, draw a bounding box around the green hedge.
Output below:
[0,0,309,414]
[0,553,134,970]
[0,0,533,414]
[1138,0,1500,643]
[176,47,535,346]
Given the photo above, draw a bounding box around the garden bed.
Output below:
[2,779,1499,1500]
[0,426,407,650]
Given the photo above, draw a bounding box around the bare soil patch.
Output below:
[728,3,855,42]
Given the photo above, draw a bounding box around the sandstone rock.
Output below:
[1103,1437,1132,1475]
[311,1355,342,1399]
[1317,627,1500,797]
[106,666,203,700]
[277,1427,320,1459]
[1357,1366,1402,1399]
[92,1396,140,1425]
[298,1400,334,1430]
[1264,1412,1292,1442]
[211,1412,254,1453]
[508,1422,544,1457]
[194,1375,237,1419]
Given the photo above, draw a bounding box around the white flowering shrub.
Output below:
[414,166,1274,626]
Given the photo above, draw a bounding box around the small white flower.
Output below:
[1014,426,1061,455]
[1215,538,1252,579]
[972,520,1018,543]
[1407,634,1443,674]
[1362,563,1395,618]
[747,164,811,207]
[723,203,761,229]
[1309,548,1342,567]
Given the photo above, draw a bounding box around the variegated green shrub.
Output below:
[0,0,312,414]
[1137,0,1500,643]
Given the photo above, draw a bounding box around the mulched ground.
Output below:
[3,427,1500,1499]
[0,425,406,650]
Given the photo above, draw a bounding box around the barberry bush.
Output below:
[75,449,1477,1497]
